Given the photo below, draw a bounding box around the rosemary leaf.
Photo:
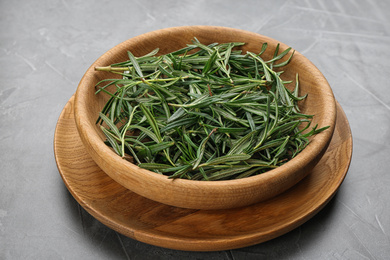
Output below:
[94,38,329,180]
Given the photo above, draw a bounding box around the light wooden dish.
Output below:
[54,96,352,251]
[74,26,336,210]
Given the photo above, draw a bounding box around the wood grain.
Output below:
[73,26,337,209]
[54,95,352,251]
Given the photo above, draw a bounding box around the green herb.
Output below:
[94,38,329,181]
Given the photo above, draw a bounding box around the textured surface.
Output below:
[1,0,389,259]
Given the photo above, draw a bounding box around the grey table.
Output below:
[1,0,389,259]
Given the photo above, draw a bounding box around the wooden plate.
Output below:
[54,95,352,251]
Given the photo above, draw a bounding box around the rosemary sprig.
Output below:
[94,39,329,181]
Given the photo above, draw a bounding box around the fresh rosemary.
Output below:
[94,38,329,181]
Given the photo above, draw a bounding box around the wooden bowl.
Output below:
[74,26,336,210]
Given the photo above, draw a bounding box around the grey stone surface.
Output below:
[1,0,389,259]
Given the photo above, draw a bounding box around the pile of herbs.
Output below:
[94,38,328,181]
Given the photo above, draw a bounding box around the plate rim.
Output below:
[54,95,352,251]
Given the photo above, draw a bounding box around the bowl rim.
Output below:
[74,25,337,207]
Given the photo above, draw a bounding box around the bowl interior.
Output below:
[74,26,336,209]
